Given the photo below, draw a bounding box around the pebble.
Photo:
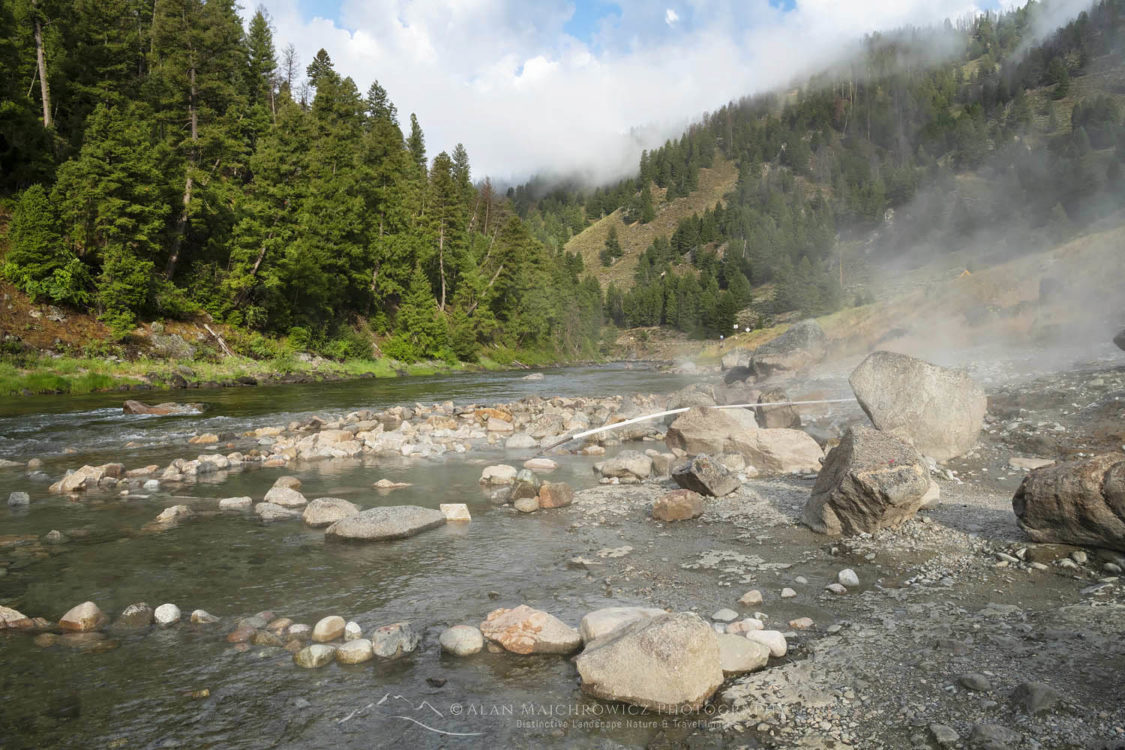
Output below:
[780,587,797,599]
[825,583,847,595]
[788,617,814,630]
[1070,550,1087,564]
[794,576,808,585]
[837,568,859,587]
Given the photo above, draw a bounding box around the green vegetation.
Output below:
[0,1,605,364]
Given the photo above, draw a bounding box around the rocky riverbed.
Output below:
[0,356,1123,748]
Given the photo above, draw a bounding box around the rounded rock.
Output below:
[439,625,484,656]
[154,603,181,625]
[312,615,345,643]
[837,568,860,587]
[335,638,374,664]
[294,644,336,668]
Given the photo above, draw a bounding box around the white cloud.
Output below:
[245,0,1086,185]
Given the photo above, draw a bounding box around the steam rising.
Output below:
[243,0,1076,183]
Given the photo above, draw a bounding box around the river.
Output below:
[0,364,721,749]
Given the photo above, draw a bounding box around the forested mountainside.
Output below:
[1,1,1123,368]
[516,0,1125,338]
[0,2,602,363]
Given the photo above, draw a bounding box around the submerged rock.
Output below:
[672,456,740,497]
[575,612,722,713]
[479,605,581,655]
[439,503,471,521]
[1115,328,1125,351]
[439,625,484,656]
[263,486,307,508]
[849,350,986,461]
[302,497,360,528]
[219,496,253,511]
[802,426,931,536]
[326,506,446,541]
[8,491,30,507]
[1012,454,1125,552]
[122,400,203,416]
[254,502,300,521]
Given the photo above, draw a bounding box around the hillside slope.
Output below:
[565,158,738,289]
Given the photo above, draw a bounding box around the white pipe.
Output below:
[537,398,857,454]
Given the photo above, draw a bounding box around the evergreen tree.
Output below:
[2,184,90,305]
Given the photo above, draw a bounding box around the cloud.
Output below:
[245,0,1089,185]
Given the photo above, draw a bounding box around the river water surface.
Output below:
[0,364,738,749]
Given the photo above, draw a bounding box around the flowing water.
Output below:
[0,364,734,749]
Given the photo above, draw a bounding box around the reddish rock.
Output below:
[538,482,574,509]
[652,489,705,522]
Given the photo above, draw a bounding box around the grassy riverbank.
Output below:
[0,347,575,398]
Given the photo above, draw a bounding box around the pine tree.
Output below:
[407,113,426,173]
[2,184,91,305]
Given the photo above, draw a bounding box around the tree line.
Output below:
[0,1,605,362]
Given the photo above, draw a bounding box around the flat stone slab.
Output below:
[325,506,446,542]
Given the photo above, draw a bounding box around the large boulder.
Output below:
[1115,329,1125,352]
[326,506,446,542]
[802,426,931,536]
[666,407,820,473]
[1012,454,1125,552]
[736,429,824,474]
[575,612,723,713]
[665,407,758,456]
[672,456,740,497]
[302,497,360,528]
[849,351,986,461]
[749,320,827,378]
[479,605,581,655]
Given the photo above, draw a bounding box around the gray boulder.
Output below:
[849,351,986,461]
[255,502,300,521]
[1115,329,1125,351]
[579,606,666,643]
[8,491,30,507]
[672,456,740,497]
[749,319,827,378]
[325,506,446,541]
[1012,454,1125,552]
[302,497,360,528]
[575,612,723,713]
[802,426,931,536]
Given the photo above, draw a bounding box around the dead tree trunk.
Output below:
[33,8,52,128]
[166,62,199,279]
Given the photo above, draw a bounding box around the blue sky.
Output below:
[252,0,1080,181]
